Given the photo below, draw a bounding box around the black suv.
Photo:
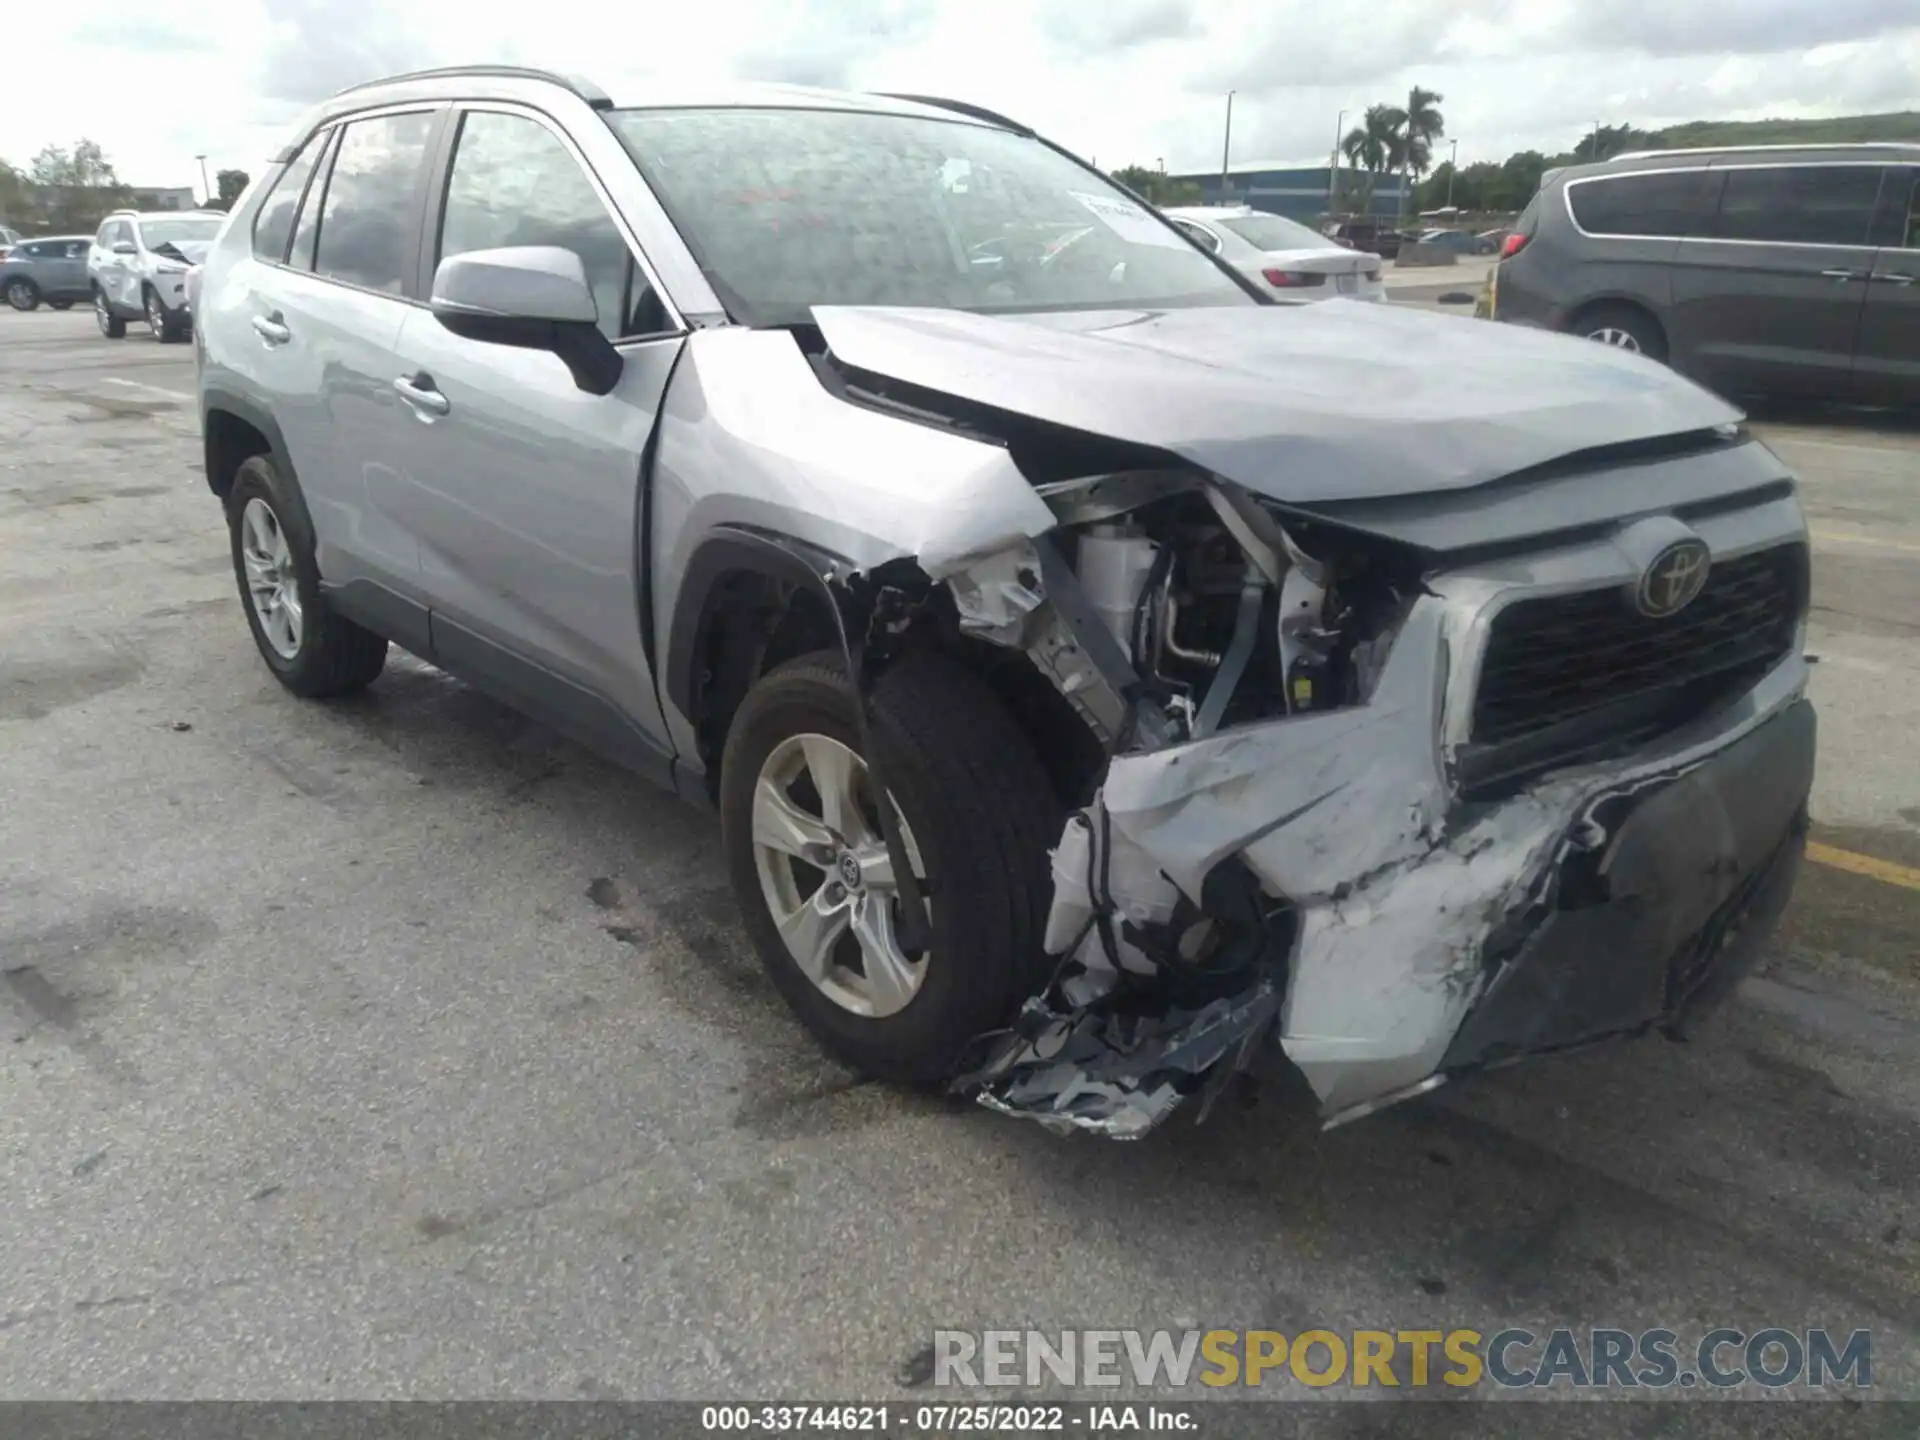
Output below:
[1491,143,1919,406]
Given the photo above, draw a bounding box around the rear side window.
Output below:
[1567,170,1717,238]
[1171,219,1221,254]
[312,110,435,294]
[1711,165,1882,247]
[253,129,330,263]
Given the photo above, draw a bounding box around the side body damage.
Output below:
[652,319,1816,1139]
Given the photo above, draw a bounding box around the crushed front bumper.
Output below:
[962,592,1815,1139]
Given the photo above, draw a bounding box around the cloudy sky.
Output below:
[9,0,1918,194]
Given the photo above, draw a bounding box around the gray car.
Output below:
[195,67,1817,1140]
[1491,143,1920,406]
[1,234,90,310]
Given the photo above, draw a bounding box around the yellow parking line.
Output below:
[1811,529,1920,556]
[1807,841,1920,892]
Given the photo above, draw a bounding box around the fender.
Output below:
[200,384,297,498]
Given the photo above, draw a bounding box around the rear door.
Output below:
[52,240,89,295]
[1670,162,1883,399]
[385,103,685,753]
[1853,166,1919,407]
[235,107,445,600]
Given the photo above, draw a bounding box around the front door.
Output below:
[1669,162,1884,400]
[387,104,684,754]
[1853,166,1920,407]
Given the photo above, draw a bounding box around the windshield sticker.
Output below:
[1069,191,1187,249]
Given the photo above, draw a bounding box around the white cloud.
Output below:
[2,0,1915,195]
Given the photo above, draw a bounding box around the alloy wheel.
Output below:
[750,732,929,1018]
[147,294,166,340]
[1587,326,1641,353]
[94,292,111,334]
[6,281,32,311]
[240,498,303,659]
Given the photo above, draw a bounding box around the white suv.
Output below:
[88,209,226,342]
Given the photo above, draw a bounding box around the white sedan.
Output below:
[1164,205,1385,303]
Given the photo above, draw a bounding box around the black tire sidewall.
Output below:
[720,658,1031,1082]
[1580,305,1666,363]
[227,456,330,687]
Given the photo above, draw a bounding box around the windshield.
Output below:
[139,216,222,248]
[606,107,1252,326]
[1219,213,1331,252]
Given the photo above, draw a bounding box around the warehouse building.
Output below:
[1165,164,1410,222]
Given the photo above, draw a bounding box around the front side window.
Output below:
[1567,170,1718,238]
[437,110,665,341]
[1220,212,1330,252]
[1711,165,1883,247]
[607,106,1252,327]
[312,110,435,294]
[254,129,330,263]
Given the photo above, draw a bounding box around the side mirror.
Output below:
[112,241,137,255]
[430,245,622,396]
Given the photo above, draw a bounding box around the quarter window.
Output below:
[437,109,666,340]
[1567,171,1718,238]
[1711,165,1883,247]
[254,128,330,263]
[312,110,435,294]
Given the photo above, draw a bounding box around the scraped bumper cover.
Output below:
[962,592,1815,1139]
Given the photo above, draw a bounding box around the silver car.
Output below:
[1166,204,1385,302]
[88,208,225,341]
[195,68,1816,1140]
[2,235,91,311]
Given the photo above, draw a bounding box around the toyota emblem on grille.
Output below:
[1636,539,1711,618]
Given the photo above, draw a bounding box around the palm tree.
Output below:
[1391,87,1445,220]
[1340,104,1403,214]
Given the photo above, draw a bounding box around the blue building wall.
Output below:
[1168,166,1409,221]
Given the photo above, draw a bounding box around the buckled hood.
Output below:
[811,302,1743,504]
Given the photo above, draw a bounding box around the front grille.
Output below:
[1469,544,1804,768]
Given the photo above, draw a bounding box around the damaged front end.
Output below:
[918,460,1814,1140]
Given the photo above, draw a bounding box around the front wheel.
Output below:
[720,650,1060,1083]
[227,455,388,697]
[6,278,39,311]
[145,290,181,343]
[94,289,126,339]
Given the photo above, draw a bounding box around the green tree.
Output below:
[1570,124,1661,163]
[215,169,251,209]
[1339,105,1402,215]
[1108,165,1201,207]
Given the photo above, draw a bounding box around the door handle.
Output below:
[1818,268,1867,282]
[250,314,290,345]
[1872,271,1916,286]
[393,374,450,418]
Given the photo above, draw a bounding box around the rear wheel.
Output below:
[48,299,74,311]
[6,278,39,311]
[1572,302,1667,363]
[94,288,126,339]
[721,650,1059,1083]
[226,455,388,697]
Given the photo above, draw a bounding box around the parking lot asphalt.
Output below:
[3,306,1919,1419]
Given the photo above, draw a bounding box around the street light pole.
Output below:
[195,154,210,205]
[1328,108,1346,213]
[1446,139,1458,209]
[1219,90,1234,200]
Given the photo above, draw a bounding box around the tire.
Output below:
[226,454,388,698]
[6,278,40,311]
[721,649,1060,1083]
[94,288,126,339]
[1572,302,1667,363]
[144,288,182,343]
[48,299,73,311]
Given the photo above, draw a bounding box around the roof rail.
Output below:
[333,65,612,110]
[874,93,1032,135]
[1608,141,1919,162]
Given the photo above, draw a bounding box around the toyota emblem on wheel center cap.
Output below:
[1636,539,1711,618]
[836,851,864,890]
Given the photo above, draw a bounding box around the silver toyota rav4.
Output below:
[195,67,1817,1139]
